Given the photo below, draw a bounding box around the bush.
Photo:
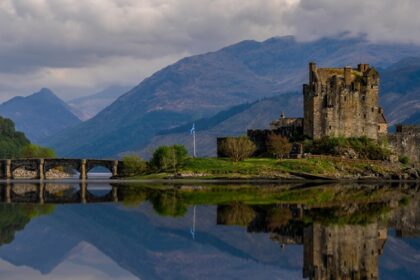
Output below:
[150,145,188,172]
[266,134,292,158]
[20,144,55,158]
[219,136,256,162]
[399,155,410,165]
[121,155,148,176]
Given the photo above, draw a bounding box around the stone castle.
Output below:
[218,62,420,162]
[303,63,387,140]
[267,63,388,140]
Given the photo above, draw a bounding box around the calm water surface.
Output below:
[0,181,418,280]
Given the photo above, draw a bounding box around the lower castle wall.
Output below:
[388,125,420,163]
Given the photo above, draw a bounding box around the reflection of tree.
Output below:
[0,204,54,245]
[217,202,256,226]
[149,190,187,217]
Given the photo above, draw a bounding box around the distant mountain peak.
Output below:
[0,88,81,143]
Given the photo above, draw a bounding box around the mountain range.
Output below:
[42,35,420,158]
[2,35,420,157]
[0,88,80,143]
[67,85,132,121]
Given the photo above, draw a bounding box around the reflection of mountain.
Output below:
[0,183,419,280]
[0,204,301,279]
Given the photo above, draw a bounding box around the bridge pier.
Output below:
[80,159,87,180]
[1,160,12,180]
[37,159,45,180]
[112,160,119,178]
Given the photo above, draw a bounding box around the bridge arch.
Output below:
[86,160,119,179]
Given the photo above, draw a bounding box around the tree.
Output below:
[121,155,148,177]
[219,136,256,162]
[266,134,292,159]
[20,144,56,158]
[0,117,30,158]
[150,145,189,172]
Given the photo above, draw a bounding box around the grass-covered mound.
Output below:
[128,157,401,180]
[304,136,392,160]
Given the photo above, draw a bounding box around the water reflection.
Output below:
[0,182,418,280]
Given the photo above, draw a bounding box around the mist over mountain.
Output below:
[68,85,132,121]
[0,88,81,143]
[44,35,420,158]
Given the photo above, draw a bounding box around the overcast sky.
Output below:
[0,0,419,102]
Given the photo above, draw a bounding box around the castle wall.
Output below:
[388,125,420,163]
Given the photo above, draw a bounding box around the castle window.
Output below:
[364,114,367,119]
[344,96,347,101]
[372,107,374,112]
[329,125,332,130]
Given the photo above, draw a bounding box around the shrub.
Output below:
[399,155,410,165]
[150,145,189,172]
[219,136,256,162]
[217,202,256,226]
[266,134,292,158]
[121,155,148,176]
[20,144,55,158]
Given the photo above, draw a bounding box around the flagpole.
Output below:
[193,130,196,158]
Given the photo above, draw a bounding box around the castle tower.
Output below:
[303,63,387,140]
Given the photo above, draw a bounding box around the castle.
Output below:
[303,63,387,140]
[218,62,420,162]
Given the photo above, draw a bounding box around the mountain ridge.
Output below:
[44,35,420,157]
[0,88,81,143]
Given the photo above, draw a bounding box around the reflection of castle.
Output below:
[303,223,386,280]
[216,197,420,280]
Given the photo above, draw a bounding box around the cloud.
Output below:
[0,0,418,101]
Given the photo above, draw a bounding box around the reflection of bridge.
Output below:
[1,183,120,204]
[0,158,121,180]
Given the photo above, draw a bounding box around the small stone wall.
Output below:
[388,125,420,163]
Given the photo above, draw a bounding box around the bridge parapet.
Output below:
[0,158,121,180]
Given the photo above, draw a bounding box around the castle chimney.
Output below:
[344,66,352,86]
[309,62,317,83]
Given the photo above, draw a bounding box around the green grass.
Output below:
[127,157,401,180]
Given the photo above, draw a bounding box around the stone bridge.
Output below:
[0,158,121,180]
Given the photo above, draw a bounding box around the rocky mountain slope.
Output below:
[381,57,420,125]
[44,35,420,157]
[0,88,81,143]
[141,57,420,157]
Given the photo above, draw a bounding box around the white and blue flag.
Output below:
[190,123,196,134]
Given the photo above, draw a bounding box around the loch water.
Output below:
[0,181,418,280]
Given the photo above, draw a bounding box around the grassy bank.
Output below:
[128,157,403,180]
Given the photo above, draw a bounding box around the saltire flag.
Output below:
[190,123,196,134]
